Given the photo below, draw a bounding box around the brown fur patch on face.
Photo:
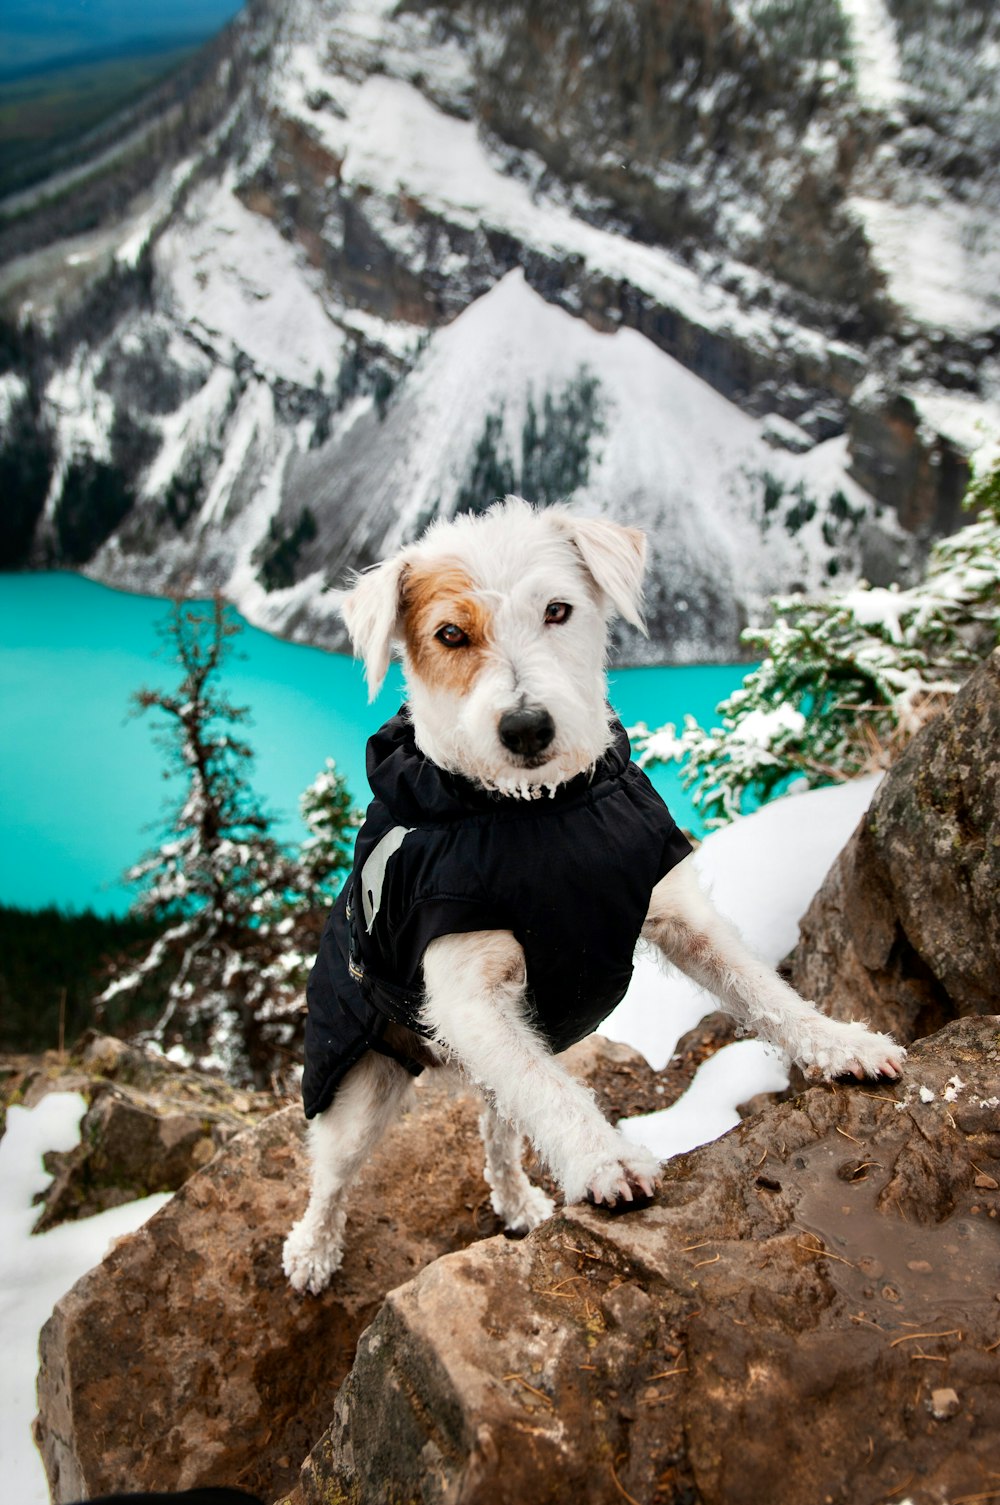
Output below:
[401,559,493,693]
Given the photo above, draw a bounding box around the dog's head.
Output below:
[341,497,646,793]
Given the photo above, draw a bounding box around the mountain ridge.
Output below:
[1,0,997,661]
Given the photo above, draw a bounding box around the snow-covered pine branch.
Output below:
[632,453,1000,826]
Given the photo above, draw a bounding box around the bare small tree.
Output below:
[101,598,358,1086]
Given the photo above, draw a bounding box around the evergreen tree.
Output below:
[101,599,359,1085]
[454,367,605,516]
[633,454,1000,825]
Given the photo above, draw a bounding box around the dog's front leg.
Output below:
[479,1103,556,1233]
[283,1051,414,1294]
[642,856,905,1081]
[422,930,660,1207]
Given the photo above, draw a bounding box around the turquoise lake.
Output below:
[0,573,749,914]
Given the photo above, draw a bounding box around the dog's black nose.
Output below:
[498,706,555,758]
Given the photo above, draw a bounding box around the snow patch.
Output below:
[851,192,1000,335]
[279,70,832,368]
[606,776,882,1159]
[602,774,881,1068]
[0,370,26,425]
[619,1039,790,1160]
[0,1093,171,1504]
[157,179,346,386]
[840,0,906,110]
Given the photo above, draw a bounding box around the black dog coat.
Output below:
[302,708,692,1119]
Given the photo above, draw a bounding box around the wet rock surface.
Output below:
[304,1018,1000,1505]
[791,650,1000,1045]
[32,1035,677,1504]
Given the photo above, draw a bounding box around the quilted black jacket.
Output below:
[302,708,692,1118]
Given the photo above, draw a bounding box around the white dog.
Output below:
[283,498,903,1295]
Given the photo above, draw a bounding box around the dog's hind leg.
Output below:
[422,930,661,1208]
[283,1051,413,1294]
[643,856,905,1081]
[480,1103,555,1234]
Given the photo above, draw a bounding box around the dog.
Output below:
[283,497,904,1294]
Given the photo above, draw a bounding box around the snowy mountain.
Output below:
[1,0,997,660]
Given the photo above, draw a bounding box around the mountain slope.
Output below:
[1,0,997,660]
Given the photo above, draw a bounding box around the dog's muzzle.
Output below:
[498,705,556,761]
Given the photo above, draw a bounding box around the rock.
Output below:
[302,1018,1000,1505]
[790,649,1000,1044]
[930,1387,961,1420]
[3,1033,278,1232]
[34,1035,665,1504]
[848,387,970,535]
[761,413,814,453]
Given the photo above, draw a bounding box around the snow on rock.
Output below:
[284,69,823,366]
[907,390,1000,476]
[619,1039,790,1160]
[44,350,116,491]
[840,0,907,111]
[0,1093,171,1505]
[263,269,877,659]
[0,370,27,424]
[157,177,346,386]
[850,192,1000,336]
[602,775,882,1158]
[683,774,882,964]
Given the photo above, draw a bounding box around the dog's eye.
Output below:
[435,623,469,648]
[544,601,572,626]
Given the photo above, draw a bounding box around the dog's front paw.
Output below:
[798,1016,906,1082]
[282,1218,343,1296]
[579,1141,661,1209]
[495,1181,556,1235]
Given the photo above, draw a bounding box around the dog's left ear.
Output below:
[340,553,410,698]
[552,513,648,633]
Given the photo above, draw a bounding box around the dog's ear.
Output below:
[340,554,409,698]
[552,514,647,633]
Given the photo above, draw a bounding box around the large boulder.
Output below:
[34,1035,676,1505]
[300,1017,1000,1505]
[791,648,1000,1043]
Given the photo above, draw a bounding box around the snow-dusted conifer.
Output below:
[632,455,1000,826]
[101,600,358,1085]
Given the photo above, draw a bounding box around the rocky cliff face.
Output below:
[1,0,998,659]
[32,1019,1000,1505]
[31,1033,683,1503]
[309,1019,1000,1505]
[791,647,1000,1044]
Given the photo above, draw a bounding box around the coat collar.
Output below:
[366,705,631,826]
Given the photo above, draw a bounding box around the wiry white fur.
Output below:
[480,1103,555,1232]
[283,1051,415,1295]
[643,860,905,1081]
[343,498,644,794]
[283,501,905,1295]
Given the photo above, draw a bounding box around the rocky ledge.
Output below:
[32,1016,1000,1505]
[32,1032,699,1504]
[29,655,1000,1504]
[791,648,1000,1044]
[2,1031,278,1232]
[303,1018,1000,1505]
